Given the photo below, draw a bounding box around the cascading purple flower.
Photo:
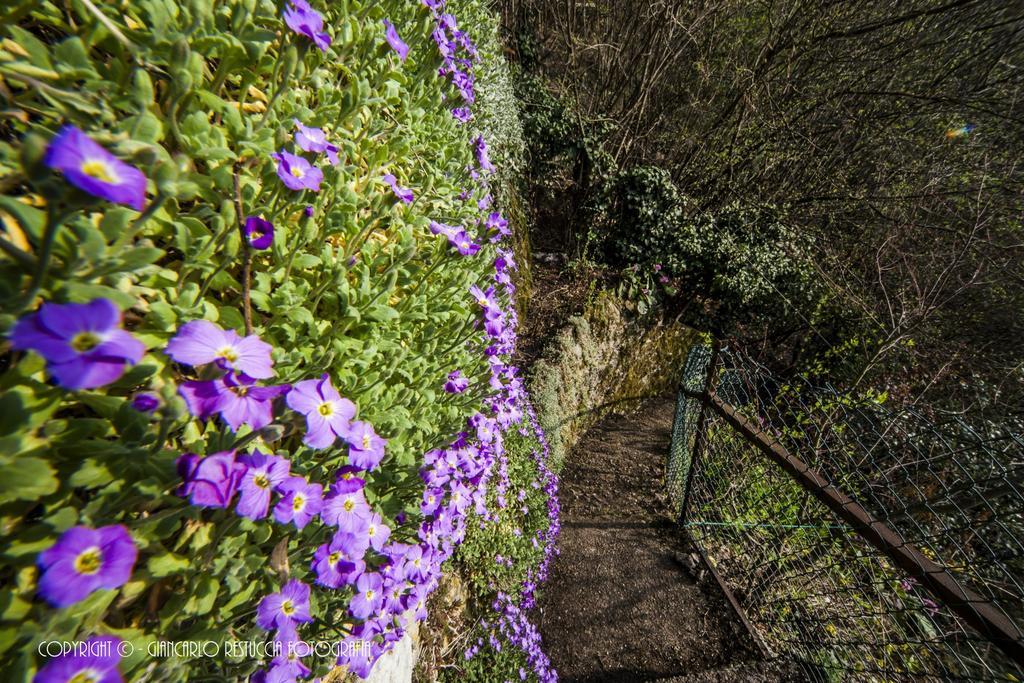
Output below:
[345,421,387,471]
[274,476,324,529]
[336,628,379,679]
[469,284,502,320]
[10,298,145,391]
[382,20,409,61]
[294,119,329,153]
[236,451,291,520]
[485,211,510,241]
[177,450,246,508]
[37,525,137,608]
[321,479,372,533]
[444,370,469,394]
[349,572,384,620]
[244,216,275,250]
[286,373,356,449]
[34,635,124,683]
[474,136,495,174]
[452,71,475,103]
[273,151,323,192]
[429,221,458,239]
[180,373,288,431]
[365,512,392,552]
[257,580,314,630]
[283,0,331,52]
[312,531,365,588]
[45,125,146,210]
[166,320,274,379]
[452,230,480,256]
[382,173,414,204]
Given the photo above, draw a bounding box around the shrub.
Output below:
[603,166,816,332]
[0,0,540,680]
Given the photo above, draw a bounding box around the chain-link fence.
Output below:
[667,343,1024,681]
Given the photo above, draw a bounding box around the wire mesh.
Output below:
[666,341,712,513]
[672,343,1024,681]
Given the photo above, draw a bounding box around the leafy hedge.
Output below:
[0,0,549,681]
[603,165,816,332]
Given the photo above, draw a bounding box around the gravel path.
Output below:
[536,399,801,682]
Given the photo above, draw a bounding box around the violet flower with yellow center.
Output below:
[10,298,145,390]
[286,373,356,449]
[44,125,147,210]
[37,525,137,608]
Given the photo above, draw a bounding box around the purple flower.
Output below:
[452,230,479,256]
[294,119,329,153]
[304,205,315,218]
[429,221,459,239]
[130,392,160,412]
[176,450,246,508]
[382,173,414,204]
[453,71,475,103]
[257,580,314,630]
[236,451,291,520]
[365,513,391,552]
[286,373,356,449]
[485,212,510,241]
[273,151,323,192]
[10,298,145,390]
[469,284,501,319]
[244,216,275,250]
[44,125,146,211]
[37,525,137,608]
[321,480,372,533]
[383,20,409,61]
[325,144,341,166]
[349,572,384,620]
[444,370,468,394]
[336,628,379,678]
[34,635,124,683]
[452,107,472,123]
[312,531,365,588]
[177,378,222,421]
[474,136,495,173]
[345,421,387,471]
[181,373,287,431]
[274,476,324,529]
[166,320,274,379]
[283,0,331,52]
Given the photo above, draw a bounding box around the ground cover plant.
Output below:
[0,0,555,680]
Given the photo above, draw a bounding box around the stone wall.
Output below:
[528,291,698,471]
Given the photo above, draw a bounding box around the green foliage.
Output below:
[454,429,549,598]
[443,427,551,683]
[0,0,524,679]
[603,166,816,332]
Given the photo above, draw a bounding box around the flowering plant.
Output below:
[0,0,549,681]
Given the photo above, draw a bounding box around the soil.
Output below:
[536,398,804,682]
[514,256,604,369]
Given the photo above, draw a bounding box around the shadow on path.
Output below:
[537,398,801,683]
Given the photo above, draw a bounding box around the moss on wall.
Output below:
[528,291,698,470]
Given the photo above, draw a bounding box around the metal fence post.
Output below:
[679,340,720,523]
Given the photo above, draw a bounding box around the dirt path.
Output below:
[537,398,792,682]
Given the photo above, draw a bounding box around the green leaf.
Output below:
[0,457,57,503]
[147,551,191,577]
